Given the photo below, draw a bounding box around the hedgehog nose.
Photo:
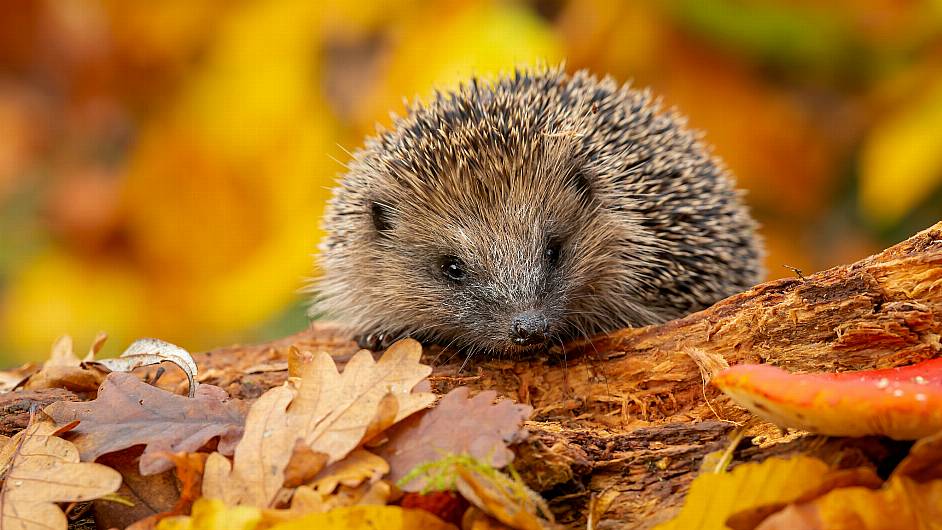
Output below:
[510,311,548,346]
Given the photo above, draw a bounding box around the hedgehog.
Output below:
[311,66,763,356]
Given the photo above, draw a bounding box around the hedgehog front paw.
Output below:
[355,331,397,351]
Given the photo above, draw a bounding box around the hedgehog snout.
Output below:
[509,309,549,346]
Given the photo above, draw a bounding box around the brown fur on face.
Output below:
[311,66,764,355]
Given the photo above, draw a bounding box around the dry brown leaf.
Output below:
[202,385,297,508]
[0,418,122,530]
[92,449,180,530]
[312,481,393,512]
[86,338,199,397]
[283,440,329,489]
[289,485,327,513]
[311,449,389,495]
[120,452,209,530]
[378,386,532,489]
[288,339,435,464]
[454,464,554,530]
[24,335,107,393]
[0,363,39,394]
[44,372,246,475]
[202,339,432,509]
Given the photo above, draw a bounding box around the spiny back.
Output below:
[313,66,763,355]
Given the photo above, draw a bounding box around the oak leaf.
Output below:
[288,339,435,464]
[0,418,122,530]
[44,372,246,475]
[111,451,209,530]
[202,385,297,508]
[0,363,38,394]
[202,339,432,508]
[378,386,532,489]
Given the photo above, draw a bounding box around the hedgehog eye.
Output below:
[440,255,466,283]
[370,201,393,233]
[545,240,562,266]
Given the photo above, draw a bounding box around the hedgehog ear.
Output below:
[370,200,394,234]
[570,169,593,200]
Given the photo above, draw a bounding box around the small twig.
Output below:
[711,429,745,474]
[149,366,167,386]
[783,264,807,281]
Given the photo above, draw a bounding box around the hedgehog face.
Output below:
[356,165,624,355]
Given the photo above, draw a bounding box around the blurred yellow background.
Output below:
[2,0,942,364]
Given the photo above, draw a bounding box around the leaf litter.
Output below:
[0,336,544,529]
[0,413,122,530]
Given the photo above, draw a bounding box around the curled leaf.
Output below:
[311,449,389,495]
[86,338,199,397]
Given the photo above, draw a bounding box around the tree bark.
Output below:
[2,222,939,528]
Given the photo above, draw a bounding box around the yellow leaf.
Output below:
[157,498,262,530]
[0,420,122,530]
[757,475,942,530]
[267,505,457,530]
[860,77,942,226]
[654,456,832,530]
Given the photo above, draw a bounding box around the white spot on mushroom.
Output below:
[915,393,927,402]
[893,389,904,397]
[914,376,927,385]
[876,378,890,389]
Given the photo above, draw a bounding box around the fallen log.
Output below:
[193,221,941,528]
[1,222,938,528]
